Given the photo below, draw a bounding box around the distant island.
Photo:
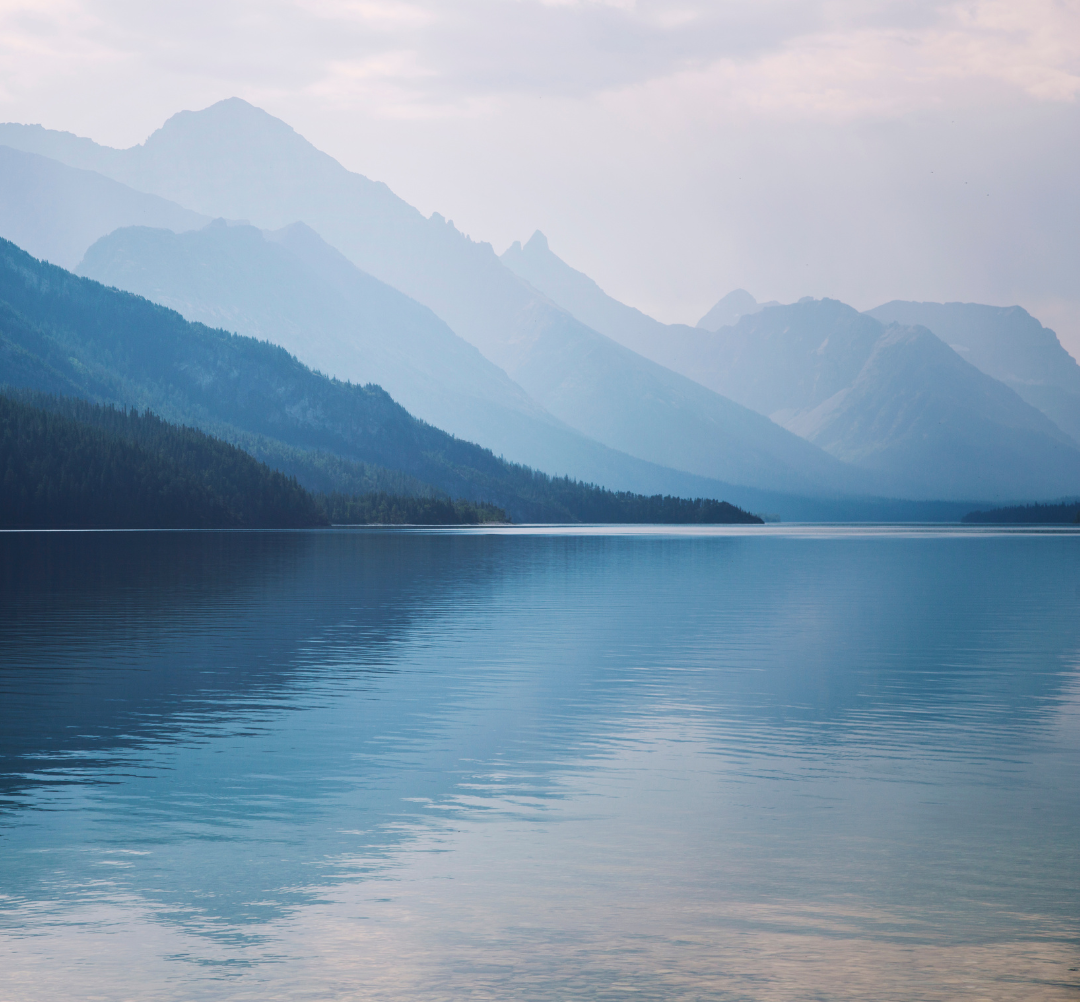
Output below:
[0,392,762,528]
[962,501,1080,524]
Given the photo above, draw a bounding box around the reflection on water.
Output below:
[1,526,1079,1000]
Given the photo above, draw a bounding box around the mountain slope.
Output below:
[697,290,776,331]
[76,220,717,493]
[866,301,1080,444]
[494,231,1078,499]
[501,229,731,378]
[499,231,771,345]
[786,324,1080,499]
[0,237,787,521]
[501,230,699,355]
[524,287,1080,500]
[491,298,876,495]
[0,391,324,529]
[499,232,786,389]
[0,145,208,269]
[0,101,874,498]
[695,299,1080,500]
[684,299,887,418]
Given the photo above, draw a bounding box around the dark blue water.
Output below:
[1,526,1078,1001]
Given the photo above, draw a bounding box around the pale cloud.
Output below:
[676,2,1080,124]
[1,1,1076,127]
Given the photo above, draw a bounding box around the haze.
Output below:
[1,0,1077,357]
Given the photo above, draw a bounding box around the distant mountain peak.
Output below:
[142,97,309,158]
[158,96,285,129]
[524,230,550,252]
[697,289,762,331]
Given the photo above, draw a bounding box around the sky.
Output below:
[0,0,1078,353]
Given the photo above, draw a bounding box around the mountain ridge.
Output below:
[866,300,1080,444]
[0,100,881,499]
[0,236,823,521]
[0,144,208,269]
[492,228,1080,501]
[77,219,730,495]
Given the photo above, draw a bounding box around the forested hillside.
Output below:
[962,501,1080,524]
[0,238,762,524]
[0,393,324,528]
[320,492,507,525]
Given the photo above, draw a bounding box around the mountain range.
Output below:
[1,98,1078,510]
[499,228,1080,500]
[0,144,207,269]
[867,301,1080,445]
[77,219,604,479]
[0,101,879,499]
[0,237,788,522]
[74,219,854,502]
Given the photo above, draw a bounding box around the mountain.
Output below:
[0,141,802,505]
[0,103,541,348]
[501,228,721,377]
[0,145,207,269]
[866,301,1080,445]
[782,324,1080,499]
[697,290,777,331]
[698,299,1080,499]
[490,279,1080,500]
[0,101,876,499]
[0,391,324,529]
[438,293,876,497]
[687,298,887,418]
[0,237,787,521]
[499,231,782,385]
[494,234,1080,497]
[501,230,701,354]
[76,220,729,494]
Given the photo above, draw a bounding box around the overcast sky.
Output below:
[1,0,1078,353]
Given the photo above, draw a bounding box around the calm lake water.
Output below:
[1,526,1079,1001]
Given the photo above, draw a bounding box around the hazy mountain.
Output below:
[500,231,784,382]
[0,145,208,269]
[76,219,636,486]
[496,244,1080,499]
[501,230,701,354]
[4,236,855,520]
[866,301,1080,445]
[696,299,1080,500]
[690,299,886,418]
[698,290,778,330]
[0,101,875,498]
[0,102,525,344]
[785,324,1080,499]
[522,285,1080,499]
[494,299,880,496]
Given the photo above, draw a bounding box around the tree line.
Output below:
[962,500,1080,524]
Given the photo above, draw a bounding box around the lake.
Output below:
[1,526,1079,1001]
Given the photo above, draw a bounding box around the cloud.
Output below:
[1,1,1076,129]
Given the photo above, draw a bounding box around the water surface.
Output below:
[1,526,1079,1000]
